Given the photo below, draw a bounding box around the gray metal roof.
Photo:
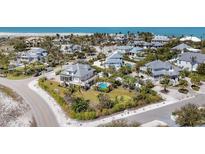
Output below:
[178,52,205,64]
[105,58,123,64]
[107,51,123,59]
[172,43,191,50]
[146,60,171,70]
[145,60,180,77]
[129,47,144,53]
[116,46,133,50]
[152,35,170,41]
[61,63,95,78]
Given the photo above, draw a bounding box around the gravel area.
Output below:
[0,85,36,127]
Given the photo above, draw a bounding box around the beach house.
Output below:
[176,52,205,71]
[104,51,123,69]
[171,43,200,53]
[180,36,201,42]
[60,63,96,87]
[126,47,144,57]
[60,44,81,54]
[151,35,170,43]
[116,46,133,54]
[18,47,47,63]
[140,60,180,79]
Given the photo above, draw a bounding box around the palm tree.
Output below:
[65,84,83,97]
[174,104,201,127]
[71,97,89,113]
[147,68,152,76]
[23,61,28,75]
[160,75,170,93]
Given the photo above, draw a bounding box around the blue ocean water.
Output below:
[0,27,205,37]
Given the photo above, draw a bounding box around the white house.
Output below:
[180,36,201,42]
[176,52,205,71]
[60,63,96,87]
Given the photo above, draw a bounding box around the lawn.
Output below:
[76,87,135,104]
[38,79,161,120]
[6,74,32,80]
[40,80,136,104]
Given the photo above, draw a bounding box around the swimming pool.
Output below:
[98,82,109,89]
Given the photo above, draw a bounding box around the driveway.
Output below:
[0,77,59,127]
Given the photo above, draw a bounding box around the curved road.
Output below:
[0,77,59,127]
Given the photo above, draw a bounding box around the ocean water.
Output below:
[0,27,205,37]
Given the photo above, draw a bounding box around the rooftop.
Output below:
[172,43,191,50]
[178,52,205,63]
[61,63,95,78]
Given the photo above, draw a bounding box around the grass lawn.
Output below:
[75,87,135,104]
[39,79,161,120]
[40,80,67,97]
[40,80,136,104]
[0,84,22,101]
[6,74,32,80]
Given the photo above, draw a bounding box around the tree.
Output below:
[13,39,27,51]
[123,76,136,90]
[97,52,106,60]
[23,61,28,75]
[160,75,170,92]
[65,85,82,97]
[145,80,154,89]
[179,69,190,79]
[119,65,132,75]
[71,97,89,113]
[174,104,201,127]
[146,68,152,76]
[197,63,205,75]
[191,74,201,86]
[97,93,114,109]
[178,79,188,89]
[138,32,153,42]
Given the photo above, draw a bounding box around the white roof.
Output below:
[180,36,201,42]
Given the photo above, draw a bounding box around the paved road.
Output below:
[0,77,59,127]
[125,94,205,126]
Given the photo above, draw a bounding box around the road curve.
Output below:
[0,77,59,127]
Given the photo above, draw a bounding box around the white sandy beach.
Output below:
[0,91,35,127]
[0,32,93,37]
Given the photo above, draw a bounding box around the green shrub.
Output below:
[191,85,200,91]
[178,88,189,94]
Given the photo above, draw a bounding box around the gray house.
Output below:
[18,47,47,63]
[171,43,191,52]
[172,43,200,53]
[104,51,123,69]
[151,35,170,43]
[140,60,181,79]
[176,52,205,71]
[60,63,96,86]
